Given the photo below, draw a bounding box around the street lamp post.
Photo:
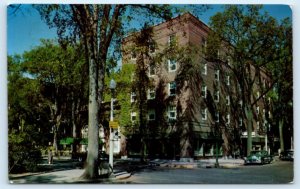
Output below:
[109,79,116,170]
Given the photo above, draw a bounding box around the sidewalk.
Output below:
[9,157,245,183]
[9,168,131,184]
[9,157,131,183]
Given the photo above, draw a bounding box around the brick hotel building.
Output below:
[120,12,272,160]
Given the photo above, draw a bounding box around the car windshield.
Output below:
[250,151,266,156]
[250,151,260,155]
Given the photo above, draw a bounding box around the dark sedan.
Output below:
[279,150,294,161]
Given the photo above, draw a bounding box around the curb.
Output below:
[198,163,243,168]
[159,163,198,169]
[114,172,132,180]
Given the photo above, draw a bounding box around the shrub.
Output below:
[9,131,42,173]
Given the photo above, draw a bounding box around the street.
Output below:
[124,161,293,184]
[9,160,293,184]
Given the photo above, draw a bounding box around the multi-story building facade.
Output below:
[121,12,272,160]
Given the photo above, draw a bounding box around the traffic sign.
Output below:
[109,121,119,128]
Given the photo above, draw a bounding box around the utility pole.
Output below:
[109,79,116,170]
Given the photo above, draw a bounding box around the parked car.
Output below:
[244,150,273,165]
[279,150,294,161]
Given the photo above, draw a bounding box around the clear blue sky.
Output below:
[7,4,292,56]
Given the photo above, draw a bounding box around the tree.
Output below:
[22,40,87,155]
[102,64,135,157]
[130,25,156,162]
[8,55,44,173]
[267,18,292,152]
[35,4,174,179]
[206,5,291,155]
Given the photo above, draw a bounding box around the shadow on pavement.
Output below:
[11,174,64,184]
[114,159,167,175]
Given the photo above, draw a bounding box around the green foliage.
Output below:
[104,64,137,136]
[59,137,74,145]
[8,41,88,161]
[9,130,42,173]
[207,4,291,109]
[207,5,292,154]
[21,40,87,151]
[266,17,292,148]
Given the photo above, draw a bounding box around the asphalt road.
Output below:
[124,161,294,184]
[9,160,293,184]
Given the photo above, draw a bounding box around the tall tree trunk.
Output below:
[139,94,146,162]
[81,55,99,179]
[53,114,61,155]
[53,125,57,154]
[279,119,284,152]
[180,123,193,158]
[215,141,219,167]
[71,93,77,154]
[245,105,253,156]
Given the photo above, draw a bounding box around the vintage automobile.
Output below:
[244,150,273,165]
[279,150,294,161]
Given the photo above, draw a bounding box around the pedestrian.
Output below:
[48,148,53,164]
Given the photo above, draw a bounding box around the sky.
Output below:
[7,4,292,56]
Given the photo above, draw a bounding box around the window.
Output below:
[226,114,230,125]
[168,106,177,120]
[257,121,260,131]
[148,109,155,121]
[149,40,156,53]
[202,63,207,75]
[263,78,266,88]
[201,108,207,121]
[201,38,207,53]
[131,51,137,60]
[215,70,220,81]
[217,50,220,59]
[214,90,219,102]
[239,118,243,127]
[201,85,207,98]
[226,95,230,106]
[226,75,230,86]
[238,84,241,92]
[131,73,135,82]
[263,109,266,118]
[227,57,231,66]
[168,59,177,72]
[255,78,260,85]
[148,88,155,99]
[168,34,176,46]
[131,92,136,103]
[256,91,260,98]
[215,112,219,123]
[131,112,137,122]
[256,106,260,115]
[169,82,176,96]
[239,100,243,109]
[149,63,156,76]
